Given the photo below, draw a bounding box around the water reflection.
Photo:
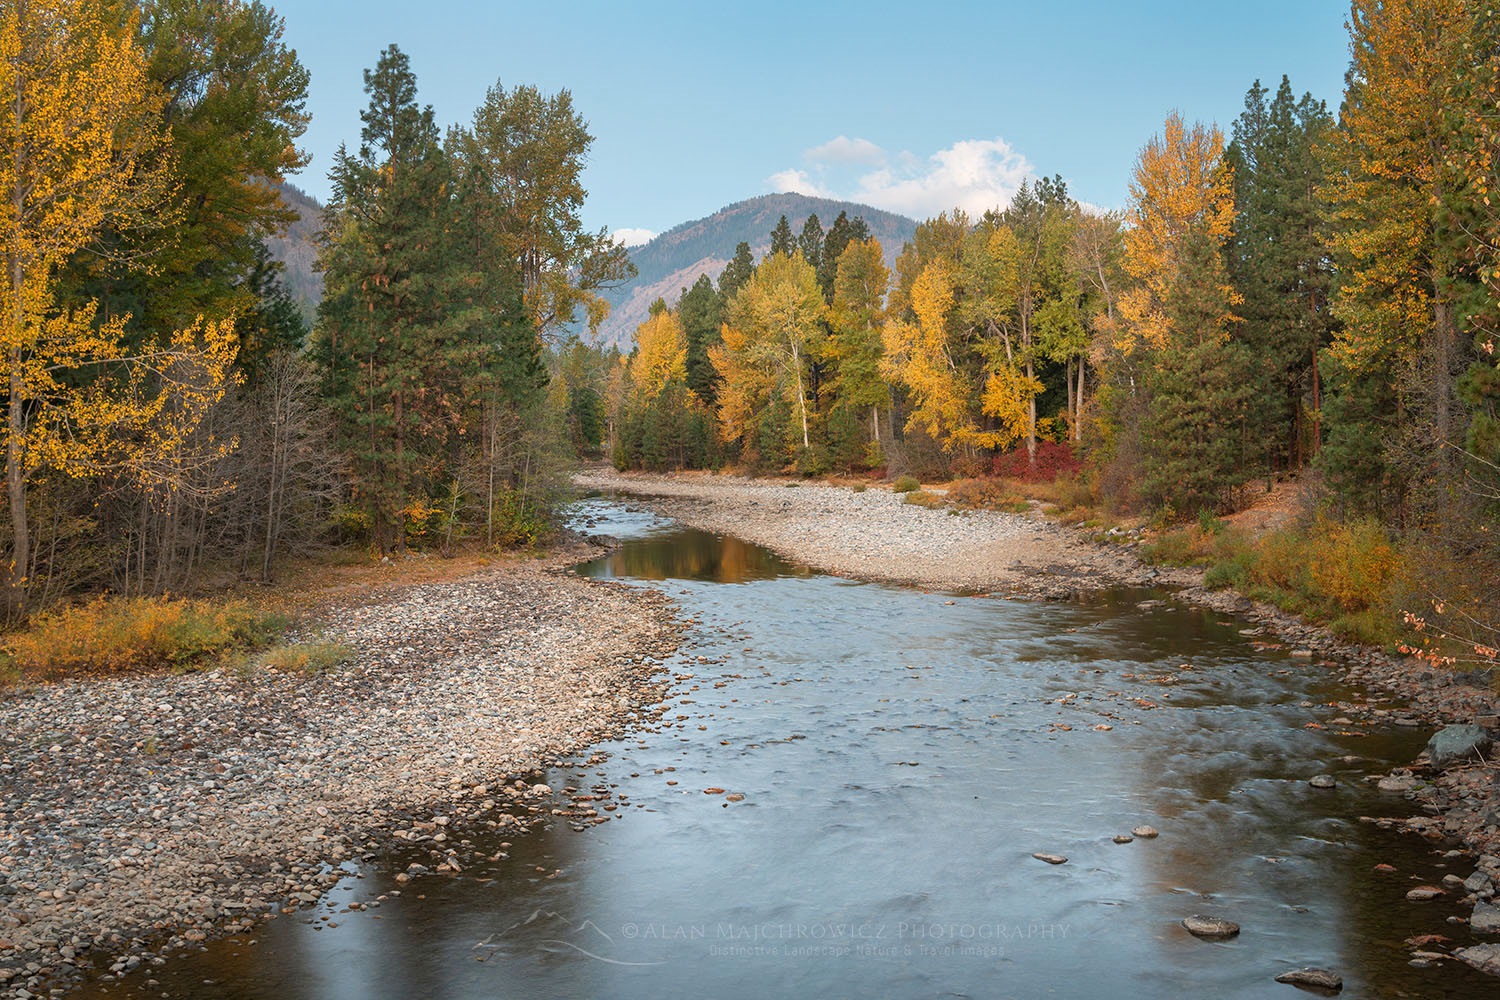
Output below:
[69,501,1499,999]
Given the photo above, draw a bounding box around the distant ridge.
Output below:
[595,192,918,347]
[265,180,324,323]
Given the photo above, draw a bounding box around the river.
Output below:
[73,498,1496,998]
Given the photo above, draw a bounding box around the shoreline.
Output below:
[579,468,1500,895]
[0,535,683,998]
[573,467,1190,598]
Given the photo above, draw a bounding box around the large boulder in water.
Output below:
[1425,724,1493,768]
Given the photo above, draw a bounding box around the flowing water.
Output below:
[76,499,1497,999]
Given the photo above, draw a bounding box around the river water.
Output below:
[75,499,1496,998]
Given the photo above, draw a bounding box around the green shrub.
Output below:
[892,474,920,493]
[851,483,868,493]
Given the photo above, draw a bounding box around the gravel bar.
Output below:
[574,468,1178,597]
[0,537,681,997]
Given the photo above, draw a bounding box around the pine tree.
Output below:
[798,214,824,277]
[1227,76,1334,478]
[679,274,723,405]
[769,215,796,258]
[719,241,755,300]
[820,211,855,302]
[318,45,473,553]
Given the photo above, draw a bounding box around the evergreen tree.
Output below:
[769,214,796,258]
[1227,76,1334,478]
[679,274,723,405]
[318,45,476,553]
[820,211,855,302]
[798,214,824,277]
[719,241,755,299]
[1140,229,1255,511]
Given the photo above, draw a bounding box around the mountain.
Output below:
[265,180,324,322]
[594,193,918,347]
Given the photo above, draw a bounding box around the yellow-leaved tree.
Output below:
[629,310,688,399]
[1,1,238,612]
[711,251,825,452]
[881,260,1019,453]
[1116,111,1238,355]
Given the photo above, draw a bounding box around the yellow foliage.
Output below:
[1117,112,1238,355]
[1306,517,1405,614]
[712,252,825,448]
[629,310,688,398]
[882,261,1029,453]
[1,596,283,679]
[1321,0,1472,371]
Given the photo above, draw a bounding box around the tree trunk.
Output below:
[791,341,809,449]
[1075,357,1086,443]
[394,388,406,555]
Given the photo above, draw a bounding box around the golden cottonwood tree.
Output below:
[1117,112,1238,354]
[881,260,1023,453]
[712,252,825,450]
[1319,0,1479,509]
[630,310,688,398]
[1,2,236,610]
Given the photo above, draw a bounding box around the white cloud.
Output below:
[767,136,1039,220]
[612,227,657,247]
[804,135,885,165]
[765,168,831,198]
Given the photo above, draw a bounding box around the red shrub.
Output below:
[990,441,1081,482]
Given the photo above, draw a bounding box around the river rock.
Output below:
[1455,942,1500,976]
[1132,825,1159,838]
[1424,724,1494,768]
[1465,871,1495,895]
[1472,902,1500,933]
[1113,834,1134,844]
[1309,774,1336,789]
[1406,886,1444,901]
[1378,775,1416,793]
[1182,915,1240,939]
[1274,967,1342,991]
[1032,853,1067,865]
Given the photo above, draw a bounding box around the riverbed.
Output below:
[70,499,1498,998]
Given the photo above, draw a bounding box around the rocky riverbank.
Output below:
[579,468,1500,973]
[0,536,682,998]
[573,468,1189,597]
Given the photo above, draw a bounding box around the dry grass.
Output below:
[254,640,353,676]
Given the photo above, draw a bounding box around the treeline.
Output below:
[1,2,627,621]
[605,0,1500,553]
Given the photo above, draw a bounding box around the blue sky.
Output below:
[272,0,1352,243]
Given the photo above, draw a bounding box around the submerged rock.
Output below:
[1424,724,1493,768]
[1182,915,1240,939]
[1274,967,1343,991]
